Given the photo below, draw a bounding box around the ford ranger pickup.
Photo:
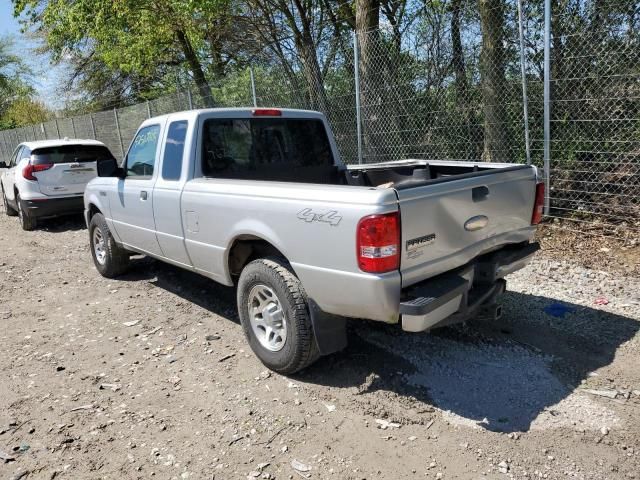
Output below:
[84,108,544,374]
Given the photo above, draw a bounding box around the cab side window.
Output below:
[162,121,188,181]
[126,125,160,178]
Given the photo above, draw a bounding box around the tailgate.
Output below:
[36,162,97,196]
[397,165,537,287]
[30,144,111,197]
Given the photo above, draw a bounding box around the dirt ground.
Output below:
[1,210,639,480]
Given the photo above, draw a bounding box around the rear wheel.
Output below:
[1,186,17,217]
[237,257,319,375]
[16,193,36,230]
[89,212,130,278]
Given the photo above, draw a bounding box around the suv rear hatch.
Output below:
[30,145,114,196]
[393,162,538,287]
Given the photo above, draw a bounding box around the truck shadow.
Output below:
[298,292,639,433]
[33,214,86,233]
[117,258,638,433]
[119,257,240,323]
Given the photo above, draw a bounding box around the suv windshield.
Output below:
[31,145,115,165]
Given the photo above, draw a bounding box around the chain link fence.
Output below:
[543,2,640,239]
[0,0,637,239]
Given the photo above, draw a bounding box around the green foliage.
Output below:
[2,98,51,127]
[0,36,43,129]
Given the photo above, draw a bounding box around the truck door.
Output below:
[108,123,163,256]
[152,118,192,266]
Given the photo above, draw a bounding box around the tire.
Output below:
[89,212,130,278]
[237,257,320,375]
[16,193,37,230]
[2,186,17,217]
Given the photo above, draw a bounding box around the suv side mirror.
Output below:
[97,157,124,178]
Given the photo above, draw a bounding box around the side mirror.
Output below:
[97,158,124,178]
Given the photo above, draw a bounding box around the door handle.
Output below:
[140,190,148,200]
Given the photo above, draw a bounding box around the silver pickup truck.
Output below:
[84,108,544,373]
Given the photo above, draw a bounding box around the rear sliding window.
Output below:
[31,145,115,166]
[201,118,334,182]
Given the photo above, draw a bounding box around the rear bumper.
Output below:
[400,242,539,332]
[24,196,85,219]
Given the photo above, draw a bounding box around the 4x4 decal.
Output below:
[297,208,342,226]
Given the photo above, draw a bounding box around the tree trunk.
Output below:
[176,30,214,107]
[295,30,329,113]
[478,0,508,162]
[356,0,380,161]
[450,0,473,159]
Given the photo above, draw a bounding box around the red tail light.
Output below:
[23,162,53,181]
[531,182,545,225]
[357,212,400,273]
[252,108,282,116]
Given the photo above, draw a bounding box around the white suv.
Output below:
[1,139,116,230]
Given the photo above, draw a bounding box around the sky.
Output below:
[1,0,68,109]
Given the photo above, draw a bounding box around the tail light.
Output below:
[531,182,545,225]
[252,108,282,116]
[357,212,400,273]
[23,162,53,181]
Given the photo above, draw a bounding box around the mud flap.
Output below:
[308,299,348,356]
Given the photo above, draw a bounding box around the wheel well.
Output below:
[228,237,286,279]
[88,204,101,221]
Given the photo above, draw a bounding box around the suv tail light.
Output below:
[23,162,53,181]
[357,212,400,273]
[531,182,545,225]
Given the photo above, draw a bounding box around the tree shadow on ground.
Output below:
[111,257,639,433]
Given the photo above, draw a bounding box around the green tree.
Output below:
[14,0,237,106]
[2,98,51,126]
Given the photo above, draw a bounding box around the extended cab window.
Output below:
[126,125,160,177]
[201,118,335,183]
[162,120,188,181]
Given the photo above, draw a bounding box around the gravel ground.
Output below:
[0,211,639,480]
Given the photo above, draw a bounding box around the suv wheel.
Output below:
[237,257,319,374]
[2,186,17,217]
[16,193,37,230]
[89,212,130,277]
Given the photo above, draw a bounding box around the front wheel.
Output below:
[16,193,36,230]
[89,212,130,278]
[2,186,17,217]
[237,257,319,375]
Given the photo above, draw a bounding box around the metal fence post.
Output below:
[90,114,97,139]
[113,108,125,159]
[187,89,193,110]
[71,117,77,138]
[353,32,363,165]
[517,0,531,166]
[543,0,551,215]
[146,100,152,118]
[250,67,258,107]
[55,118,60,138]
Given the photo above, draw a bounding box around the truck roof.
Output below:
[143,107,326,125]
